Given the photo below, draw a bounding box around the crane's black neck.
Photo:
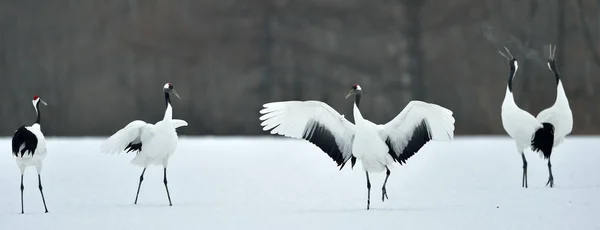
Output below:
[355,91,362,108]
[550,61,561,85]
[507,62,516,92]
[34,101,41,124]
[164,92,171,108]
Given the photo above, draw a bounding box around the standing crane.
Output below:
[259,84,455,209]
[499,47,556,188]
[101,83,188,205]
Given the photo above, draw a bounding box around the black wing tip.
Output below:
[531,122,555,159]
[338,156,356,170]
[124,142,143,154]
[388,119,432,165]
[302,119,350,169]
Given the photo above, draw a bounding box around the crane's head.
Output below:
[163,83,181,99]
[547,44,557,72]
[345,84,362,99]
[32,95,48,107]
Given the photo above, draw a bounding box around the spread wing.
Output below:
[100,120,154,155]
[259,101,356,169]
[378,101,455,165]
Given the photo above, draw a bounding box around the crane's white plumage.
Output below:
[536,79,573,147]
[100,119,188,166]
[499,47,557,188]
[501,86,545,151]
[377,101,455,160]
[101,83,185,206]
[260,101,454,170]
[259,84,455,209]
[11,95,50,214]
[531,44,572,187]
[260,101,355,165]
[101,119,187,155]
[15,124,47,173]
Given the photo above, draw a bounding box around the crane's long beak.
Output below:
[345,89,355,99]
[171,89,181,99]
[40,99,48,106]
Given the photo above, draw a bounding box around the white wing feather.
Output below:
[378,101,455,159]
[171,119,188,129]
[100,120,153,155]
[101,118,187,155]
[259,101,355,167]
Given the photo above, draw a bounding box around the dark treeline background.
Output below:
[1,0,599,136]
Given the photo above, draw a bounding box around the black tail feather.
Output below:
[12,126,38,157]
[531,122,555,159]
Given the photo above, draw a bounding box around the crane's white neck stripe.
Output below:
[164,103,173,120]
[32,99,39,110]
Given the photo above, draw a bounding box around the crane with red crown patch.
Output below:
[11,95,49,214]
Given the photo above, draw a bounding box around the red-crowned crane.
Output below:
[12,95,50,214]
[534,44,573,187]
[499,47,556,188]
[259,84,455,209]
[101,83,188,206]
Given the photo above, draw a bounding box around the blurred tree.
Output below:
[1,0,599,136]
[401,0,425,101]
[576,0,600,67]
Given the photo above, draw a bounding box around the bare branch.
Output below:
[576,0,600,67]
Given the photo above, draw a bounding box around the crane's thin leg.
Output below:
[366,172,371,210]
[164,168,172,206]
[134,168,146,204]
[546,158,554,188]
[20,174,24,214]
[38,174,48,213]
[382,167,390,202]
[521,152,528,188]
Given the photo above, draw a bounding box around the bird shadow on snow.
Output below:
[0,211,47,217]
[291,205,463,214]
[113,203,173,209]
[112,200,220,209]
[0,203,217,218]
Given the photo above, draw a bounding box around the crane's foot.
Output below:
[546,176,554,188]
[381,187,389,202]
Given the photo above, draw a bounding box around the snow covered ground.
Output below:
[0,136,599,230]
